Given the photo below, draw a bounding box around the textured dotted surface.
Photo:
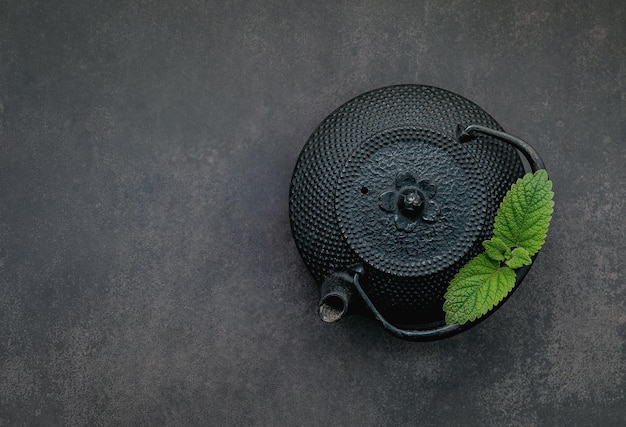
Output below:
[337,127,487,277]
[289,85,525,324]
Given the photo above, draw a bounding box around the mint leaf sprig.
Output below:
[443,170,554,325]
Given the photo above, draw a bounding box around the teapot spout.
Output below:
[318,274,353,323]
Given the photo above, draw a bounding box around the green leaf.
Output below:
[443,254,516,325]
[482,237,511,262]
[443,169,554,325]
[493,169,554,257]
[505,247,532,269]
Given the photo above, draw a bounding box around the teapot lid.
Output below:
[335,126,487,277]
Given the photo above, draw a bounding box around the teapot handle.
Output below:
[329,126,545,340]
[353,262,534,340]
[351,272,462,340]
[458,124,545,172]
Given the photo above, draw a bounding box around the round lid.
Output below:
[335,127,488,277]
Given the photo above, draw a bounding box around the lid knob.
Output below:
[379,171,439,231]
[398,188,424,216]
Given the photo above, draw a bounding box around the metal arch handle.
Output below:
[352,261,536,341]
[457,124,546,172]
[352,273,461,341]
[347,126,546,340]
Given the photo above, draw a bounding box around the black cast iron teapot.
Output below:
[289,85,545,340]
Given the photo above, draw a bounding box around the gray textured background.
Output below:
[1,1,625,426]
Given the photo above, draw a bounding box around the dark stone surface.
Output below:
[1,1,624,425]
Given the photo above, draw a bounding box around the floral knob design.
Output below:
[379,172,439,232]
